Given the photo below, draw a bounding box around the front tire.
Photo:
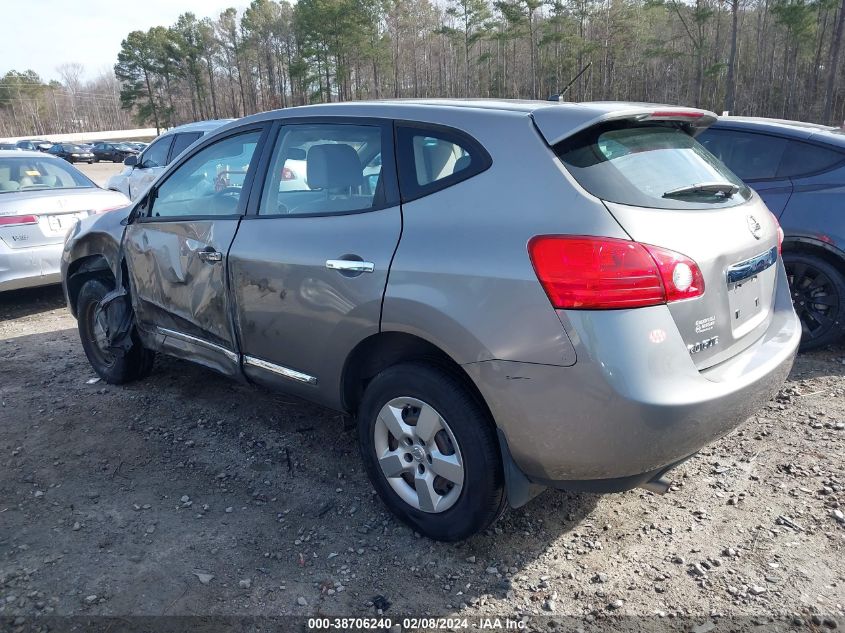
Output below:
[358,362,505,541]
[784,252,845,351]
[77,278,154,384]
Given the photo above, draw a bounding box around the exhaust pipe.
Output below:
[639,476,671,495]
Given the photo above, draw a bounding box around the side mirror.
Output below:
[124,155,138,167]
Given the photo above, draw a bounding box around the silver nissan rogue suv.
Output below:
[62,100,801,541]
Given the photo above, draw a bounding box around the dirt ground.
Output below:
[0,284,843,631]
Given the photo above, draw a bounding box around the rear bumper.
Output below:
[464,260,800,485]
[0,241,63,292]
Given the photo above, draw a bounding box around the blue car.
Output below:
[699,118,845,350]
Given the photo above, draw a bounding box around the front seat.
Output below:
[292,144,367,214]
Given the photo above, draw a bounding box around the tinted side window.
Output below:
[259,123,391,216]
[396,125,490,201]
[697,129,788,181]
[778,140,845,178]
[148,130,260,218]
[169,132,203,162]
[141,136,173,168]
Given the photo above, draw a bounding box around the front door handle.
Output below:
[198,249,223,263]
[326,259,375,273]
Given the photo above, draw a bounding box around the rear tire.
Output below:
[784,251,845,350]
[357,362,505,541]
[77,278,154,384]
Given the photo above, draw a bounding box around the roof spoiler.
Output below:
[531,104,718,146]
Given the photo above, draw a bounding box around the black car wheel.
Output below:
[77,278,155,384]
[357,362,506,541]
[784,252,845,350]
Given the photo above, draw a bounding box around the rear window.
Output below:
[555,122,751,210]
[0,157,95,193]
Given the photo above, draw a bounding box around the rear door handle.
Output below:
[198,249,223,263]
[326,259,375,273]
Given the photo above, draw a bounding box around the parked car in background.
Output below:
[0,150,128,291]
[124,142,148,152]
[0,143,21,151]
[106,120,234,199]
[47,143,95,164]
[16,139,53,152]
[64,100,799,541]
[92,142,138,163]
[699,117,845,349]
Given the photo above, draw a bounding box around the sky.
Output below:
[2,0,235,82]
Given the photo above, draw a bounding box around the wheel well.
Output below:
[65,255,116,317]
[341,332,491,419]
[783,240,845,278]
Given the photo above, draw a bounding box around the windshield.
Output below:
[0,156,96,193]
[555,121,751,210]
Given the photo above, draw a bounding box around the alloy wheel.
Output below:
[786,260,840,342]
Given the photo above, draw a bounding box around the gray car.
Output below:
[0,150,129,291]
[62,100,800,541]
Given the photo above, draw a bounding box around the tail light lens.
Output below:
[281,167,297,181]
[528,235,705,309]
[0,214,38,227]
[770,212,784,255]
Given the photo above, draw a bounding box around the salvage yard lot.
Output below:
[0,285,843,626]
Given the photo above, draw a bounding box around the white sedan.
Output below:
[0,150,129,291]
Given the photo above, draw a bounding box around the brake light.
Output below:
[281,167,297,180]
[528,236,705,309]
[770,212,784,255]
[644,110,706,121]
[0,214,38,227]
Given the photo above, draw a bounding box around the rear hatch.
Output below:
[0,189,127,249]
[535,107,781,369]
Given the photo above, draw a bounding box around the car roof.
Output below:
[239,98,700,118]
[224,99,716,146]
[712,116,845,148]
[158,119,236,138]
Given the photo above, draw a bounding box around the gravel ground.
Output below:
[0,285,843,631]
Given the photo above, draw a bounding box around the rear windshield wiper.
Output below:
[662,182,740,199]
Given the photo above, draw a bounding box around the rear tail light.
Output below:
[770,212,784,255]
[0,214,38,227]
[281,167,297,181]
[528,235,705,309]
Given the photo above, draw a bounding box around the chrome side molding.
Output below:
[243,355,318,385]
[156,327,239,363]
